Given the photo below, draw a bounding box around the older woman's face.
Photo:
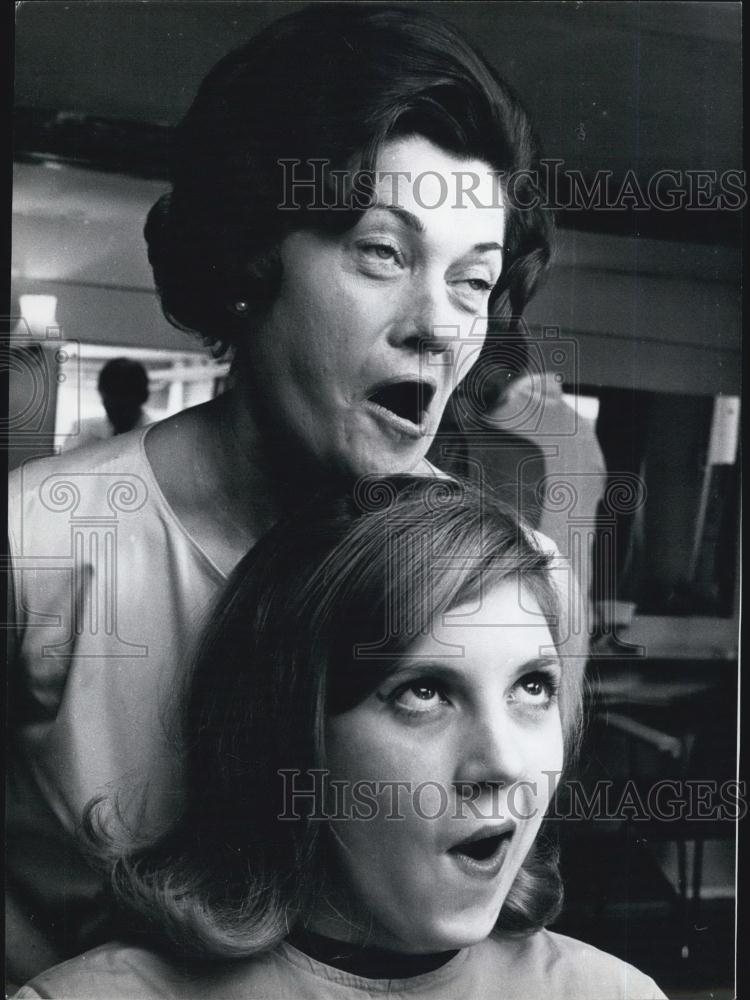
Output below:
[321,580,564,953]
[245,135,506,476]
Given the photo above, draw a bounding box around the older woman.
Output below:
[7,3,552,981]
[16,478,663,998]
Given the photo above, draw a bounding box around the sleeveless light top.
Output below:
[7,426,228,950]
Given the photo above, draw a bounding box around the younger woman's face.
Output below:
[244,135,506,477]
[320,579,564,953]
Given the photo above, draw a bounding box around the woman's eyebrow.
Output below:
[471,242,504,255]
[381,659,464,684]
[385,654,561,683]
[514,656,562,676]
[366,205,504,255]
[368,203,425,233]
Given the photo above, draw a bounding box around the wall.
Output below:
[11,161,186,351]
[525,229,740,396]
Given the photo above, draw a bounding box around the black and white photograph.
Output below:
[5,3,742,998]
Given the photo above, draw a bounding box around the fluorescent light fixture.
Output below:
[19,294,58,337]
[562,392,600,422]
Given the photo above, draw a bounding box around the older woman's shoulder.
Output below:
[9,424,153,499]
[476,930,667,999]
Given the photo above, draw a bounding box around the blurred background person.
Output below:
[63,357,152,451]
[429,346,607,634]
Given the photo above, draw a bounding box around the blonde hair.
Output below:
[87,476,586,958]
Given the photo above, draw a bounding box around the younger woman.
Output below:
[17,478,665,998]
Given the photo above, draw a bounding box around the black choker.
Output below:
[288,927,459,980]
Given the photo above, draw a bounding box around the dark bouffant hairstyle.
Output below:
[145,4,552,357]
[88,477,585,959]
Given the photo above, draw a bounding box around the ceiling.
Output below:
[13,1,743,243]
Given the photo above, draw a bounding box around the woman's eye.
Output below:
[393,680,447,715]
[357,241,403,266]
[515,671,559,707]
[465,277,493,292]
[450,275,496,310]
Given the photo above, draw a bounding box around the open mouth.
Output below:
[447,827,514,877]
[449,832,506,862]
[366,379,436,429]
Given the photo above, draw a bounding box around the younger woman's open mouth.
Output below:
[447,824,515,879]
[363,378,436,438]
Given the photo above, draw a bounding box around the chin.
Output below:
[401,909,500,954]
[339,444,434,480]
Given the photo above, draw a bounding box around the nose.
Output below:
[387,274,454,355]
[455,705,526,791]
